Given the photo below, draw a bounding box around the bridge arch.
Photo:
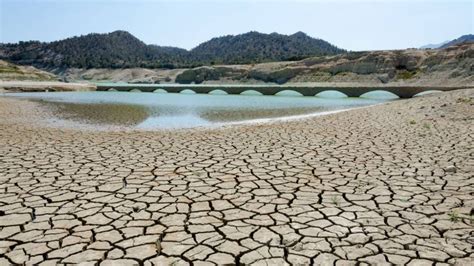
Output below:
[153,89,168,93]
[240,90,263,96]
[209,89,228,95]
[360,90,399,99]
[95,84,465,99]
[180,89,197,94]
[275,90,304,97]
[316,90,348,98]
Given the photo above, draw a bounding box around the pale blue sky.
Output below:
[1,0,472,51]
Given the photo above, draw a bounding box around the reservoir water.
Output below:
[3,91,395,130]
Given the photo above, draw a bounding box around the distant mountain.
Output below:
[420,40,449,49]
[0,30,345,69]
[190,31,344,64]
[440,34,474,48]
[420,34,474,49]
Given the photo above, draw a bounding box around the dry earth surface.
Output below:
[0,89,473,265]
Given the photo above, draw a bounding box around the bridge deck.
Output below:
[96,84,471,98]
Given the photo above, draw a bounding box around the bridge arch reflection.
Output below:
[180,89,196,94]
[153,89,168,93]
[209,89,228,95]
[360,90,399,99]
[240,90,263,96]
[275,90,304,97]
[316,90,348,98]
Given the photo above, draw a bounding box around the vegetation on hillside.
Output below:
[190,31,343,65]
[0,31,188,69]
[0,30,345,69]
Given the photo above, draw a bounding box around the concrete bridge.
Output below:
[96,84,470,98]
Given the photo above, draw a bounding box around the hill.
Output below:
[189,31,344,64]
[0,30,344,69]
[0,31,188,69]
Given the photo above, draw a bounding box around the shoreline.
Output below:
[189,103,387,132]
[0,89,473,265]
[0,91,391,132]
[0,80,96,93]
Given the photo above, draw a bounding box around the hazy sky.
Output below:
[1,0,472,51]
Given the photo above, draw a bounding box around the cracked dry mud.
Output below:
[0,89,473,265]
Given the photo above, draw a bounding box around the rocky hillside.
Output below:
[0,30,344,69]
[174,43,474,85]
[0,60,58,81]
[61,43,473,87]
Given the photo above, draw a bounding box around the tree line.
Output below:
[0,30,345,69]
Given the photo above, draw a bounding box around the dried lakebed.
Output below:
[0,89,473,265]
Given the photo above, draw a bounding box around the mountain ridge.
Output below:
[440,34,474,49]
[420,34,474,49]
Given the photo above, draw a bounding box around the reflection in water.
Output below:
[360,90,399,99]
[5,91,393,130]
[37,101,150,126]
[180,89,196,94]
[275,90,304,97]
[39,102,327,128]
[209,89,228,95]
[137,114,211,129]
[153,89,168,94]
[200,107,327,122]
[317,90,348,98]
[240,90,263,96]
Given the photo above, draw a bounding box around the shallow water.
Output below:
[3,91,394,130]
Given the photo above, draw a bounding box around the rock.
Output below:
[445,166,457,173]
